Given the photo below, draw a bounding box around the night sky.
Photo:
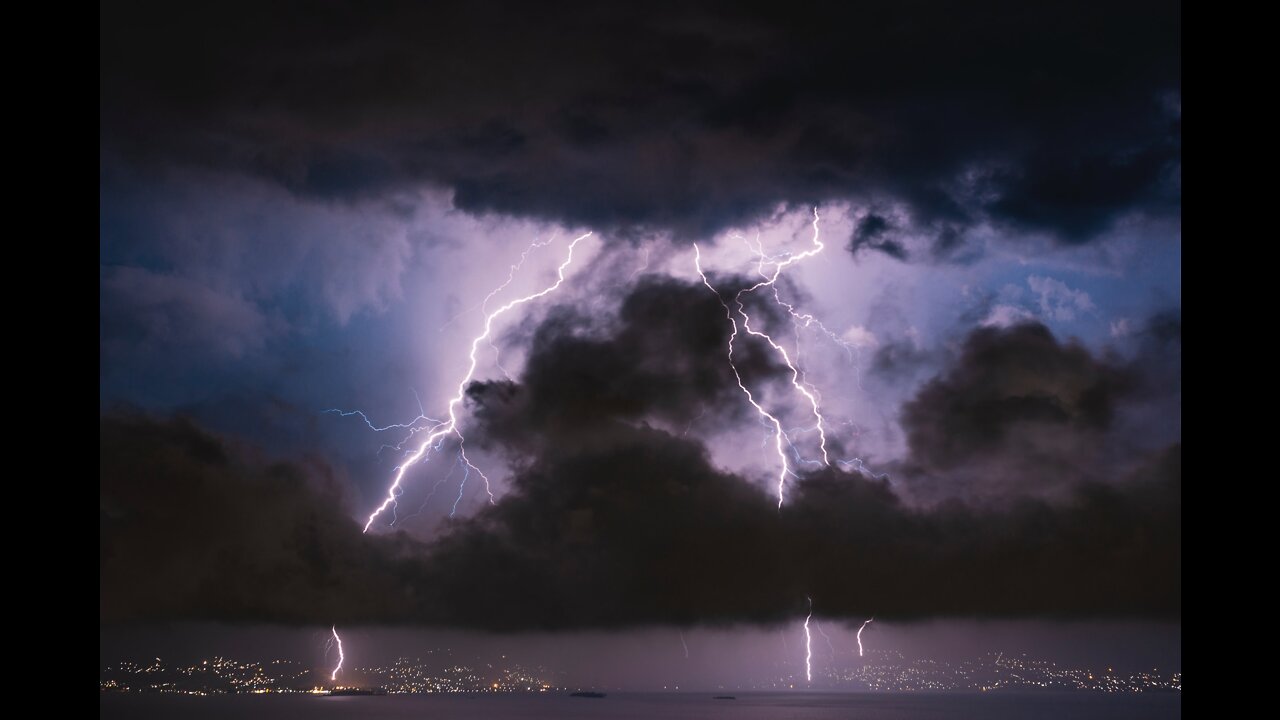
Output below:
[100,0,1180,681]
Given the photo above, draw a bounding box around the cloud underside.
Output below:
[101,0,1180,252]
[101,279,1180,628]
[99,414,1180,628]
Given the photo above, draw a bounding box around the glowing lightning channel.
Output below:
[330,626,344,682]
[856,618,874,658]
[322,407,441,433]
[695,245,791,507]
[630,247,652,280]
[363,232,592,533]
[694,208,831,507]
[732,208,830,469]
[803,596,814,683]
[479,235,558,382]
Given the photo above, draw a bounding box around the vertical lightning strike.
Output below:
[856,618,874,658]
[363,232,592,532]
[329,626,344,682]
[803,596,814,683]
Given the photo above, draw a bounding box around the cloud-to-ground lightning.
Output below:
[857,618,874,657]
[329,626,345,682]
[803,596,814,683]
[363,232,591,532]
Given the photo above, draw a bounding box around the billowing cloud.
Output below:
[101,288,1181,628]
[1027,275,1096,322]
[100,413,433,624]
[99,417,1179,628]
[100,266,276,361]
[892,319,1180,503]
[466,274,790,450]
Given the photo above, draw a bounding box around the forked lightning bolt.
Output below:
[330,626,344,682]
[480,235,558,382]
[363,232,591,532]
[695,245,792,507]
[695,208,831,506]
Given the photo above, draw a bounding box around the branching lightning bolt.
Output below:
[329,626,344,682]
[695,208,831,507]
[478,235,558,382]
[697,208,888,503]
[696,245,792,507]
[856,618,874,658]
[324,389,451,465]
[322,407,441,434]
[363,232,592,533]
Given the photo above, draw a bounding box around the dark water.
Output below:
[101,691,1181,719]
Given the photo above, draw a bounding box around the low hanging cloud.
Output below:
[101,281,1181,629]
[99,416,1179,628]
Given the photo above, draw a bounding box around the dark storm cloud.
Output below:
[414,431,1179,630]
[100,416,1179,628]
[424,302,1179,627]
[901,323,1133,472]
[101,288,1180,628]
[466,274,789,449]
[100,413,432,624]
[848,214,908,261]
[888,318,1180,503]
[100,0,1180,247]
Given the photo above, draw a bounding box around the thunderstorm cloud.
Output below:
[99,0,1181,632]
[100,282,1181,628]
[101,0,1179,248]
